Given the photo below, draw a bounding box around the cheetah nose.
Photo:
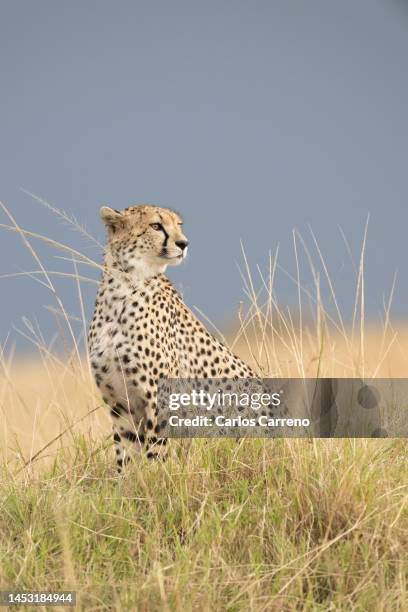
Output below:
[175,240,189,251]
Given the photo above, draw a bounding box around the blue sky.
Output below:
[1,1,407,352]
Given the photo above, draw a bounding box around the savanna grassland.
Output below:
[0,202,407,610]
[1,324,407,611]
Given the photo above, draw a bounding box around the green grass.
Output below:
[1,437,407,611]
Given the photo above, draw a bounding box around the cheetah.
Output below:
[88,204,257,472]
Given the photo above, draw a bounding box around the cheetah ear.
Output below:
[100,206,124,229]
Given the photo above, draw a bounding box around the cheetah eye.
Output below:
[150,223,162,231]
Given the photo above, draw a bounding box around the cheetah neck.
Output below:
[100,260,172,306]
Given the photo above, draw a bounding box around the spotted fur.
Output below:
[88,204,256,472]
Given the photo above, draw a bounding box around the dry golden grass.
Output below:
[234,324,408,379]
[1,325,407,471]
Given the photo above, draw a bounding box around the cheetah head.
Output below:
[100,204,188,278]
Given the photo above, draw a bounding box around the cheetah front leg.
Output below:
[143,397,168,461]
[110,402,145,473]
[110,400,167,471]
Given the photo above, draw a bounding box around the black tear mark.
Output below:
[158,214,169,247]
